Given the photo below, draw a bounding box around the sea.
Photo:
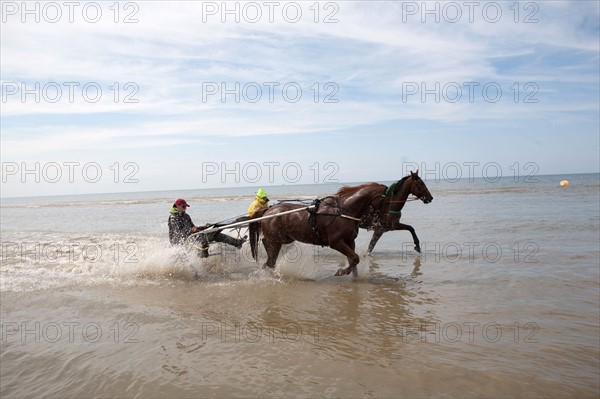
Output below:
[1,173,599,398]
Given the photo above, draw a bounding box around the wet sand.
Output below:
[2,253,598,398]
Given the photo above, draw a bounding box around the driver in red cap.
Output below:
[168,198,245,257]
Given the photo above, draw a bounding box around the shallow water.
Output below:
[1,174,599,397]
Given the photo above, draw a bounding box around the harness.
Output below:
[383,183,400,215]
[303,189,383,246]
[307,199,324,246]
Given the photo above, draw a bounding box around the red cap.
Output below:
[174,198,190,207]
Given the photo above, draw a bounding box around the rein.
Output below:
[387,197,420,214]
[389,197,421,205]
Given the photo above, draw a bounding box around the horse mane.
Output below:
[337,175,415,198]
[392,175,411,193]
[336,183,381,197]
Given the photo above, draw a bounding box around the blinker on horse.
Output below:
[249,171,433,276]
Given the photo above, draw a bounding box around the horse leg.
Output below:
[367,228,385,254]
[261,237,282,269]
[350,241,359,277]
[330,240,360,276]
[393,222,421,253]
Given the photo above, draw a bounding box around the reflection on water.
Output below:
[2,254,598,398]
[250,275,439,369]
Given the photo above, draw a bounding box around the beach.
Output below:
[1,174,599,397]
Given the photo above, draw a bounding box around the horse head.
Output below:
[410,170,433,204]
[379,170,433,215]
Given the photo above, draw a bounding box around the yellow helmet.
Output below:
[256,188,268,198]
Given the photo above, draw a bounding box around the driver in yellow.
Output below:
[247,188,269,217]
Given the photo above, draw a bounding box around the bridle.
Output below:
[379,178,424,215]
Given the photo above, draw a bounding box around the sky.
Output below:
[1,0,599,197]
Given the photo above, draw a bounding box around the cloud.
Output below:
[1,0,598,195]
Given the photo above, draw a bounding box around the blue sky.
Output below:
[1,0,599,197]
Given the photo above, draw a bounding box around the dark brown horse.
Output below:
[249,182,389,276]
[360,171,433,254]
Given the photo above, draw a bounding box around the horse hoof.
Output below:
[335,268,354,276]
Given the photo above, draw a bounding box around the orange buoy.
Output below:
[560,180,569,187]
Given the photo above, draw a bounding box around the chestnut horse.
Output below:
[360,171,433,254]
[249,172,431,276]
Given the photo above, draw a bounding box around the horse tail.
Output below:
[249,208,268,261]
[249,222,260,261]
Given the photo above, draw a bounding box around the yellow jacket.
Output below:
[247,196,269,217]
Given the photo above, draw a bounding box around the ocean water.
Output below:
[1,174,599,397]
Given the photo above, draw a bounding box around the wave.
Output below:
[0,234,347,293]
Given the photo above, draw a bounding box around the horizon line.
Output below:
[1,172,598,200]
